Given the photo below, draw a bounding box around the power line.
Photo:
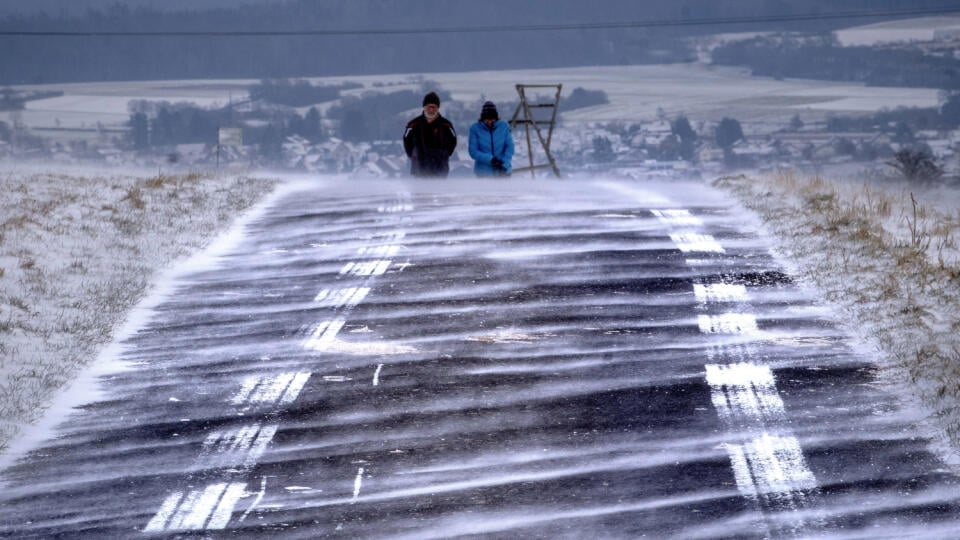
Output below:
[1,6,959,37]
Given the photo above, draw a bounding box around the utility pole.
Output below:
[508,84,562,178]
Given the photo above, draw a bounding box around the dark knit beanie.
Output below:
[480,101,499,121]
[422,92,440,107]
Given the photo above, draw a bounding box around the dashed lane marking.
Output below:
[146,198,413,533]
[195,423,279,470]
[722,434,817,497]
[694,283,748,303]
[145,482,248,532]
[705,363,785,423]
[230,372,311,407]
[697,313,759,335]
[670,232,725,253]
[358,244,401,258]
[314,287,371,308]
[304,319,347,351]
[340,260,392,277]
[666,205,820,519]
[651,209,704,226]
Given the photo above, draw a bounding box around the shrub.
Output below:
[887,149,943,183]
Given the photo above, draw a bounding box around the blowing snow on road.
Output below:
[1,175,959,538]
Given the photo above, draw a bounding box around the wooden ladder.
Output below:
[508,84,562,178]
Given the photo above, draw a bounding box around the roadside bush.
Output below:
[887,149,943,183]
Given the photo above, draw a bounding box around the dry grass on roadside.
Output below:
[715,171,960,457]
[0,169,277,451]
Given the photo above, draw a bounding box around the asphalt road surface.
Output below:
[2,178,960,539]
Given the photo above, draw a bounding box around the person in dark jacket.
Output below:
[468,101,514,177]
[403,92,457,177]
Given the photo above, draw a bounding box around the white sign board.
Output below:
[218,127,242,146]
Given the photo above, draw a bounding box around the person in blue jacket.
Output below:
[469,101,514,177]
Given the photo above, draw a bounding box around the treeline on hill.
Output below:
[248,79,362,107]
[0,0,952,84]
[124,78,606,158]
[712,35,960,90]
[827,93,960,133]
[0,88,63,110]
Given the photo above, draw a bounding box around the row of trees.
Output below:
[712,35,960,91]
[248,79,360,108]
[592,115,745,163]
[125,83,610,151]
[127,100,323,153]
[825,93,960,134]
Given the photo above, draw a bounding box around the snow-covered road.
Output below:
[1,178,957,538]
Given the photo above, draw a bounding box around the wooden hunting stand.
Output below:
[509,84,562,178]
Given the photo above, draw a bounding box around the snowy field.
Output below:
[8,63,940,139]
[0,164,278,454]
[835,15,960,46]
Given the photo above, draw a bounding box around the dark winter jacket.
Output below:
[468,120,514,177]
[403,114,457,177]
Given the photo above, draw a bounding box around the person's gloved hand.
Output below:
[491,157,503,168]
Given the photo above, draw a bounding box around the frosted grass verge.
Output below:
[714,171,960,466]
[0,167,279,459]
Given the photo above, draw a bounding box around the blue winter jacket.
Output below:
[468,120,514,177]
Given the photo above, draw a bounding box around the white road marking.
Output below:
[677,212,820,518]
[197,423,278,470]
[651,209,703,226]
[705,363,785,423]
[147,482,248,531]
[144,491,184,532]
[723,434,817,496]
[352,467,365,501]
[322,375,351,382]
[670,233,725,253]
[207,483,248,529]
[230,372,311,407]
[358,244,401,258]
[346,287,371,307]
[167,488,204,530]
[698,313,758,335]
[377,204,413,213]
[182,483,228,529]
[314,287,371,308]
[304,319,346,351]
[724,443,758,498]
[694,283,748,303]
[279,372,311,404]
[373,363,384,386]
[229,376,260,406]
[340,260,392,277]
[238,477,267,523]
